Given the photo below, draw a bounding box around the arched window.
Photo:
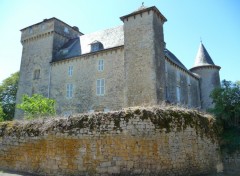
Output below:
[33,69,40,80]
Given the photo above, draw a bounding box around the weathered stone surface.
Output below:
[15,6,220,121]
[0,107,221,175]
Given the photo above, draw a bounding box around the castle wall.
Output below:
[165,60,201,107]
[0,107,222,175]
[50,47,124,115]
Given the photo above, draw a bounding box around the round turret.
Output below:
[190,42,221,110]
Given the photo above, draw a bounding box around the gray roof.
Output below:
[53,25,124,61]
[53,25,187,72]
[164,48,187,70]
[193,43,215,67]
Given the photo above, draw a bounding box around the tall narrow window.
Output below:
[96,79,105,96]
[29,27,33,34]
[176,71,180,82]
[66,84,73,98]
[165,86,169,100]
[33,69,40,80]
[64,27,69,34]
[187,76,191,106]
[176,86,180,103]
[68,66,73,76]
[98,59,104,71]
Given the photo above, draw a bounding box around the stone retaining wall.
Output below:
[0,107,222,175]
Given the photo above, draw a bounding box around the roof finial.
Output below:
[200,37,202,43]
[142,2,144,6]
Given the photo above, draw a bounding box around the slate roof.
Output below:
[53,25,187,72]
[193,43,215,67]
[53,25,124,62]
[164,49,187,70]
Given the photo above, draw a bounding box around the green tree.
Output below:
[0,104,4,122]
[17,94,56,120]
[209,80,240,153]
[0,72,19,120]
[210,80,240,128]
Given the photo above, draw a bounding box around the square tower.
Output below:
[120,6,167,107]
[15,18,82,119]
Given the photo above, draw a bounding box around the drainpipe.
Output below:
[48,63,52,98]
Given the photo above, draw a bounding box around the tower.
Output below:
[15,18,82,119]
[120,5,167,107]
[190,42,221,110]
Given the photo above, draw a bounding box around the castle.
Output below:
[15,5,220,118]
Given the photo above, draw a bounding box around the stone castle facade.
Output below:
[15,5,221,118]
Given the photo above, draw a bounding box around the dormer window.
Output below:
[91,41,104,52]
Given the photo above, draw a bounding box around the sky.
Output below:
[0,0,239,83]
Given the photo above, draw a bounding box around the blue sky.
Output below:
[0,0,239,83]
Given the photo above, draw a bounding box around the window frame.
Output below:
[176,86,180,103]
[96,79,105,96]
[98,59,104,72]
[68,66,73,76]
[66,83,73,98]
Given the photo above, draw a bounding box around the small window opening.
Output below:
[33,69,40,80]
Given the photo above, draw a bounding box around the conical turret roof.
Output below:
[193,42,215,67]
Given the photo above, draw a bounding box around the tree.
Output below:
[17,94,56,120]
[0,72,19,120]
[210,80,240,128]
[0,104,4,122]
[210,80,240,153]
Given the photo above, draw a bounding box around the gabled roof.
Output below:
[193,43,215,67]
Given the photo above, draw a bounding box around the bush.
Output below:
[17,94,56,120]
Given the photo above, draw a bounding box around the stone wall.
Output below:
[50,47,124,115]
[190,66,220,110]
[123,10,160,107]
[0,107,222,175]
[15,18,81,119]
[165,60,201,108]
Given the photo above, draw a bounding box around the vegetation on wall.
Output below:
[0,106,218,142]
[209,80,240,153]
[17,94,56,120]
[0,72,19,121]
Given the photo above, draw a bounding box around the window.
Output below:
[176,71,180,82]
[68,66,73,76]
[187,76,191,86]
[98,59,104,71]
[165,86,169,100]
[33,69,40,79]
[64,27,69,33]
[41,24,45,30]
[96,79,105,96]
[176,86,180,103]
[66,84,73,98]
[91,41,103,52]
[29,27,33,34]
